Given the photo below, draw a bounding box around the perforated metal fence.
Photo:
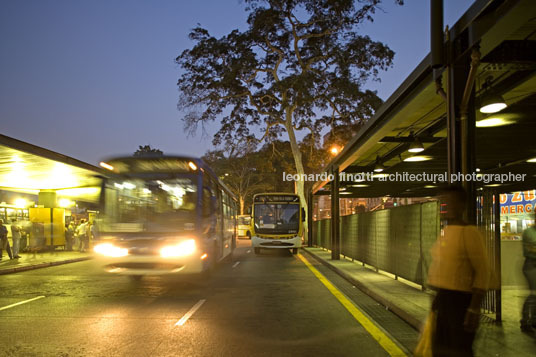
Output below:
[312,198,502,320]
[312,201,440,286]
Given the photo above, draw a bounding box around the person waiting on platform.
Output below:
[65,221,75,251]
[520,211,536,334]
[76,219,88,253]
[0,219,13,260]
[10,219,22,259]
[426,186,491,356]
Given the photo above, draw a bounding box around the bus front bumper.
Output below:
[94,254,206,276]
[237,228,250,238]
[251,235,302,249]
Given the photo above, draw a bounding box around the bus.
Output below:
[93,155,236,279]
[250,193,304,255]
[237,215,251,239]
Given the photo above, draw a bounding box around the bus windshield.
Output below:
[237,216,251,226]
[253,203,300,234]
[101,176,197,233]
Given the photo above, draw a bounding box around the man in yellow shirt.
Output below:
[427,186,491,356]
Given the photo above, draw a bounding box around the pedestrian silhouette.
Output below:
[520,211,536,334]
[426,186,491,356]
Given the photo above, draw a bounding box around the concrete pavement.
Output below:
[0,250,91,275]
[0,240,405,356]
[3,243,534,355]
[303,246,536,357]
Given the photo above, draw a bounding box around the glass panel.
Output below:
[238,216,251,225]
[102,176,197,233]
[253,203,300,234]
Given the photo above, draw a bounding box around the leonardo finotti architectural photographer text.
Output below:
[282,171,526,184]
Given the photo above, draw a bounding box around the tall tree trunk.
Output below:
[285,109,308,238]
[239,196,245,215]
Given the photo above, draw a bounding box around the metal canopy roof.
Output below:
[0,134,103,203]
[313,0,536,198]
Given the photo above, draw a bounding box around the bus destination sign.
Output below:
[110,158,192,174]
[254,195,299,203]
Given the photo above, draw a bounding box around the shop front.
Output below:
[499,190,535,291]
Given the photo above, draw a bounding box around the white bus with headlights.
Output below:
[93,155,237,279]
[250,193,305,255]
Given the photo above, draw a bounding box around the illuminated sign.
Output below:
[109,158,192,174]
[499,190,536,215]
[254,195,300,203]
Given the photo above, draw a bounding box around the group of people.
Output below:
[0,218,23,260]
[64,219,94,252]
[0,217,95,260]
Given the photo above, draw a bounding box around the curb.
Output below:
[0,257,92,275]
[302,247,422,330]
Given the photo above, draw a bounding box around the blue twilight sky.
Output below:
[1,0,472,165]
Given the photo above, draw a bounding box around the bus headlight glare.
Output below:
[160,239,196,258]
[94,243,128,257]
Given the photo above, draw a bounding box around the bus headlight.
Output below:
[160,239,196,258]
[94,243,129,257]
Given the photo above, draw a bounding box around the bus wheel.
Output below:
[254,247,260,254]
[292,248,298,255]
[247,232,251,240]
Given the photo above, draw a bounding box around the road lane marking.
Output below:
[232,261,240,268]
[0,296,45,311]
[175,299,206,326]
[297,254,406,357]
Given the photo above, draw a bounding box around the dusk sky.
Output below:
[1,0,472,166]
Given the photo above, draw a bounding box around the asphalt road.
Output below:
[0,240,417,357]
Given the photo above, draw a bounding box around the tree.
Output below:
[133,145,163,157]
[255,140,296,192]
[204,149,270,214]
[176,0,402,233]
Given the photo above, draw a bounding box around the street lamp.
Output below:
[330,145,342,156]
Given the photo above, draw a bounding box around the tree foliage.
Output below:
[133,145,163,157]
[177,0,402,230]
[177,0,399,145]
[203,148,274,214]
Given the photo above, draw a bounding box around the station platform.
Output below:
[0,250,91,275]
[303,247,536,357]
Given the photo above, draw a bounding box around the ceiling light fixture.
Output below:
[479,93,507,114]
[404,155,432,162]
[374,156,385,172]
[408,132,424,153]
[476,117,513,128]
[479,77,507,114]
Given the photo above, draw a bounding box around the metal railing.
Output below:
[313,201,439,286]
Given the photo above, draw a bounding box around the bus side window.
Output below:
[202,187,212,217]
